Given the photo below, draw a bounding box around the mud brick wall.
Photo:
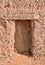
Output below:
[31,20,45,57]
[0,0,45,58]
[0,20,15,57]
[31,0,45,57]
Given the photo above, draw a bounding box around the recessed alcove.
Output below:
[15,20,33,55]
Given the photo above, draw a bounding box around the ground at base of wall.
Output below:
[0,52,45,65]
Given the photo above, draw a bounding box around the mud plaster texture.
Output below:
[0,0,45,65]
[0,20,15,57]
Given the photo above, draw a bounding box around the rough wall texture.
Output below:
[0,20,15,57]
[0,0,45,59]
[31,0,45,57]
[31,20,45,57]
[0,0,39,19]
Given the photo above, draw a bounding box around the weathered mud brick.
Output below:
[33,0,45,19]
[29,0,45,57]
[0,0,39,19]
[0,20,15,57]
[31,20,45,57]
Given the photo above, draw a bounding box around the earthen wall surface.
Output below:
[0,0,45,62]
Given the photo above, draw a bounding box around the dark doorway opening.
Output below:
[15,20,33,56]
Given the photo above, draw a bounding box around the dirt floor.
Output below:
[0,52,45,65]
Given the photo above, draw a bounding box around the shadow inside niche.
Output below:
[14,20,33,57]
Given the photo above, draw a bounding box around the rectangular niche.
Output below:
[15,20,32,54]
